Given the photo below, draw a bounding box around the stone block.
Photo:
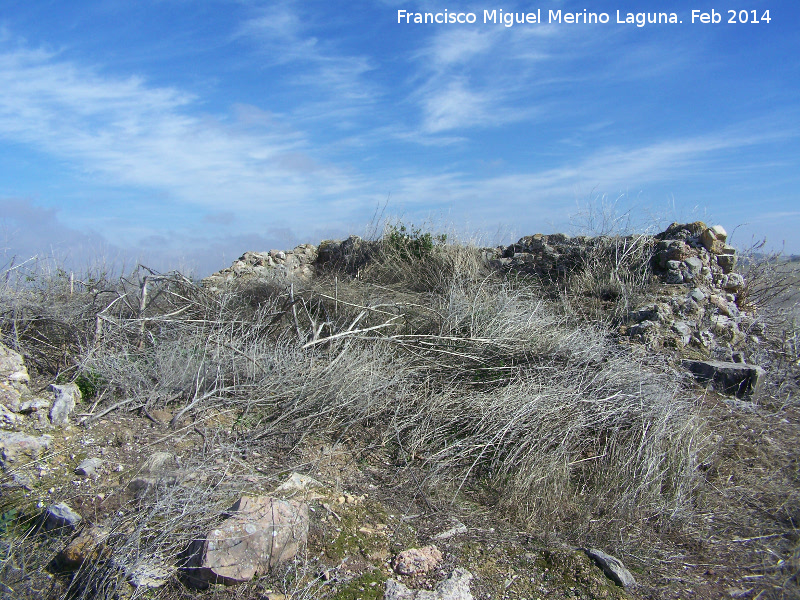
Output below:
[682,359,765,398]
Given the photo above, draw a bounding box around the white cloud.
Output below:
[0,46,365,215]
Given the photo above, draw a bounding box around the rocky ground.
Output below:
[1,222,799,600]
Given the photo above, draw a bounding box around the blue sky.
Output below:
[0,1,798,275]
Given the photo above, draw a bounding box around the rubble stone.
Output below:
[186,495,309,587]
[49,383,81,426]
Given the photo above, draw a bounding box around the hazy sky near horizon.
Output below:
[1,1,798,274]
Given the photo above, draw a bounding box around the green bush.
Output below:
[383,223,447,262]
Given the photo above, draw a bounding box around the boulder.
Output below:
[0,431,52,469]
[49,383,81,426]
[682,359,766,398]
[583,548,636,589]
[393,545,443,575]
[185,495,309,587]
[385,568,474,600]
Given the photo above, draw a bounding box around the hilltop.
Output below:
[0,222,798,600]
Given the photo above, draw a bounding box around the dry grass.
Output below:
[0,227,798,599]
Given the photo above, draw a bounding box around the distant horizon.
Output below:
[1,1,798,276]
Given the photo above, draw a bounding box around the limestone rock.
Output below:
[0,404,20,429]
[701,228,726,254]
[275,472,324,494]
[49,383,81,426]
[393,545,443,575]
[385,568,473,600]
[0,342,32,414]
[717,252,737,273]
[43,502,82,532]
[126,560,174,589]
[433,520,468,540]
[0,342,29,385]
[186,495,309,586]
[0,431,52,469]
[19,397,51,414]
[0,382,23,413]
[75,457,103,477]
[671,321,692,346]
[683,359,765,398]
[583,548,636,589]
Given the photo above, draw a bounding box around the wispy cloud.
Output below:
[0,46,364,216]
[237,2,378,118]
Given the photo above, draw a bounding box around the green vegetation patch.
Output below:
[330,569,387,600]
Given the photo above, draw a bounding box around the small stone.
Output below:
[337,496,346,504]
[43,502,82,532]
[127,452,180,496]
[710,225,727,241]
[0,404,20,428]
[584,548,636,589]
[275,472,324,494]
[149,409,172,424]
[434,520,468,540]
[75,457,103,477]
[688,288,706,303]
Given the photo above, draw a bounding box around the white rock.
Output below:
[385,568,473,600]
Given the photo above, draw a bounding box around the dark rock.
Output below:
[682,359,765,398]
